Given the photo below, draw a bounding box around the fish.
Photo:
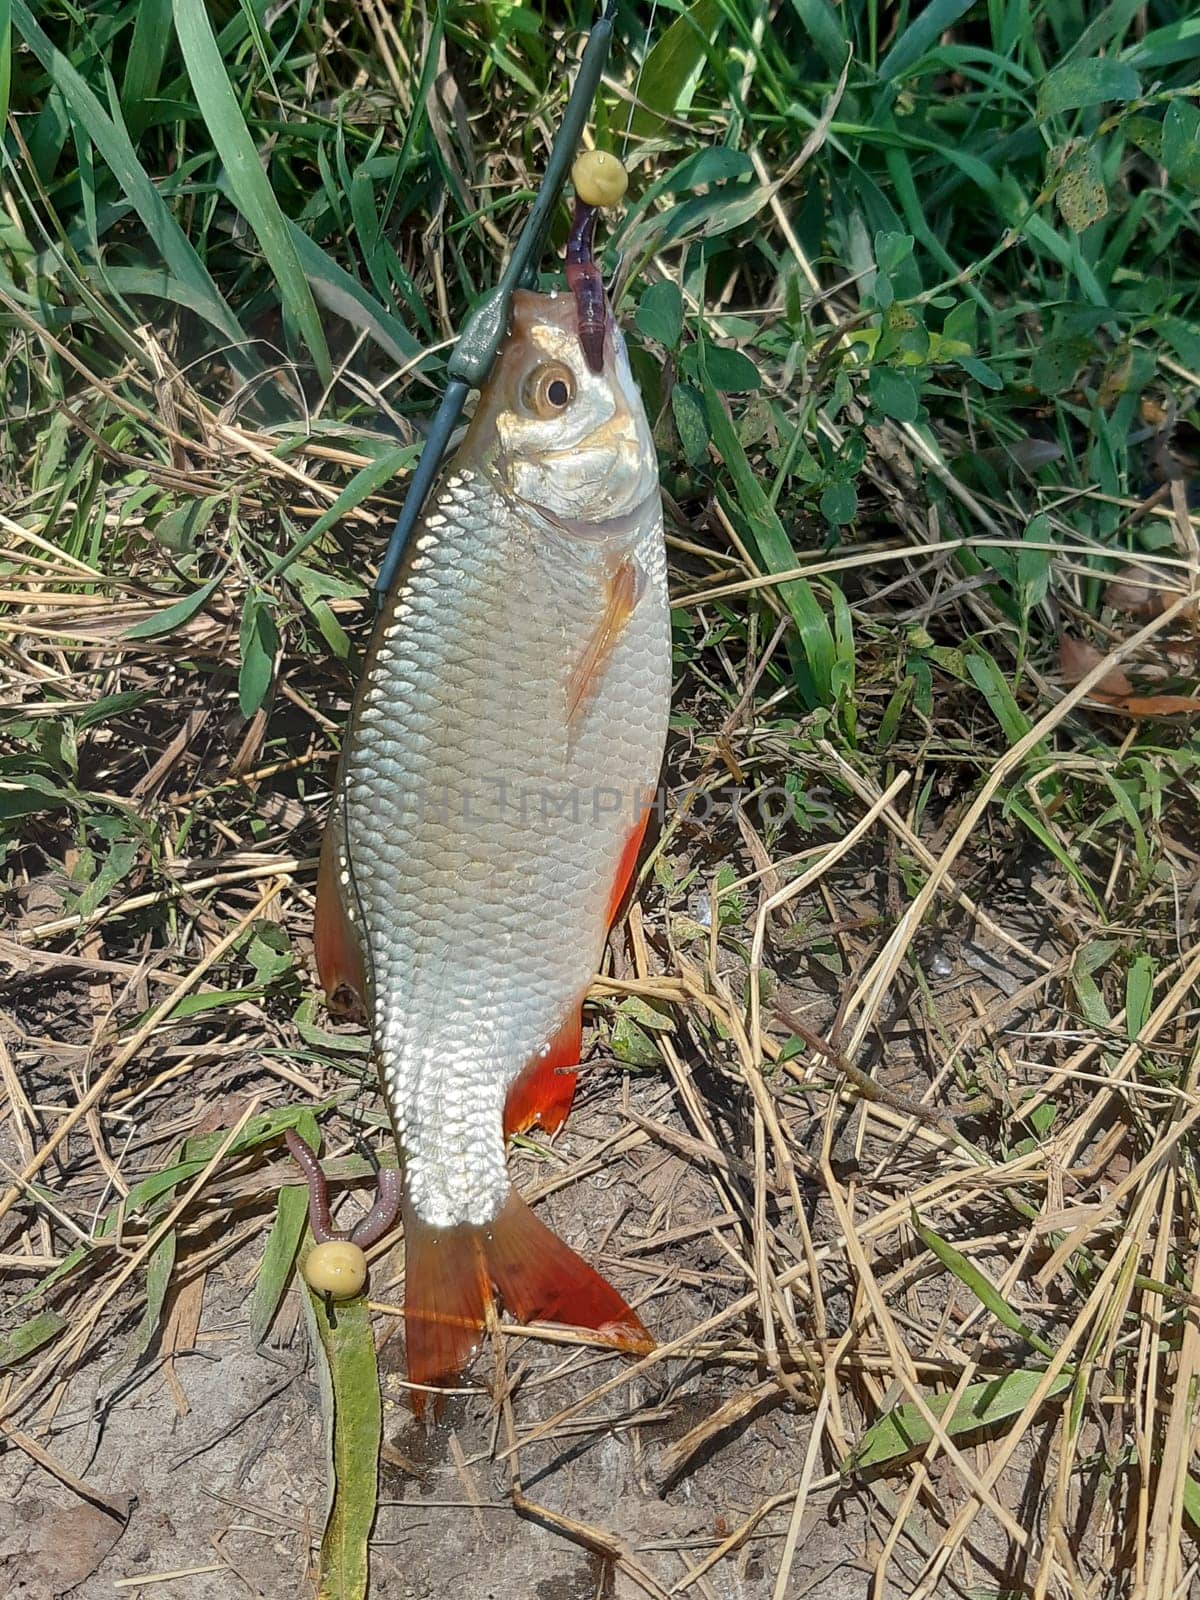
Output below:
[313,281,671,1408]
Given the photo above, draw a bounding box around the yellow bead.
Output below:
[303,1240,367,1299]
[572,150,629,208]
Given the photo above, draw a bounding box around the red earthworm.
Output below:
[283,1129,400,1247]
[350,1167,402,1247]
[566,198,606,373]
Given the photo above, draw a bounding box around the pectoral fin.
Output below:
[313,800,367,1018]
[566,556,645,729]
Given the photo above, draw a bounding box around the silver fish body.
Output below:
[315,288,669,1396]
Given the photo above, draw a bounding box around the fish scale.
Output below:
[315,288,670,1404]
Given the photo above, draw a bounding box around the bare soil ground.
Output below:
[7,743,1146,1600]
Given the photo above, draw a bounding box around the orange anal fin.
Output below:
[402,1198,491,1418]
[485,1189,653,1354]
[313,812,367,1017]
[606,814,650,926]
[504,1009,581,1139]
[566,556,644,729]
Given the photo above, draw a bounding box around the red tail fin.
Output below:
[402,1189,651,1415]
[402,1196,490,1417]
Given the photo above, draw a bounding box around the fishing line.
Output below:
[622,0,659,161]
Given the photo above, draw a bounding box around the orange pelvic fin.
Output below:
[313,810,367,1015]
[566,555,644,729]
[504,1009,582,1138]
[403,1189,652,1414]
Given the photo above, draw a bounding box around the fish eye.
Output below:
[522,363,576,418]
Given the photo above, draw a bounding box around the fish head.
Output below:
[469,289,658,528]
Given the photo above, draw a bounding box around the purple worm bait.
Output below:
[566,198,606,373]
[284,1128,401,1248]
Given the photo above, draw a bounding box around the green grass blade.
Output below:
[172,0,333,386]
[1125,952,1153,1040]
[16,1104,336,1309]
[0,1308,68,1369]
[121,0,174,139]
[785,0,847,75]
[250,1183,310,1343]
[698,349,836,708]
[303,1283,381,1600]
[879,0,977,82]
[965,651,1032,744]
[912,1211,1058,1359]
[104,1227,177,1380]
[269,441,419,580]
[288,222,422,366]
[10,0,258,380]
[125,574,222,639]
[0,0,12,135]
[852,1368,1074,1470]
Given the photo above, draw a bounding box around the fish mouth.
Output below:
[509,287,612,361]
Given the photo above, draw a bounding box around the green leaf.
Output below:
[1163,100,1200,190]
[293,995,371,1056]
[0,1308,67,1369]
[868,367,920,422]
[785,0,848,75]
[611,1013,665,1067]
[1161,317,1200,371]
[104,1228,176,1380]
[247,921,293,986]
[1037,59,1140,119]
[74,838,138,919]
[617,996,676,1034]
[238,592,280,719]
[124,574,222,640]
[966,653,1030,744]
[635,282,684,350]
[172,0,333,385]
[306,1284,381,1600]
[912,1212,1058,1358]
[704,345,761,393]
[1125,953,1153,1040]
[630,0,723,141]
[0,772,72,822]
[966,652,1030,744]
[879,0,976,82]
[819,481,858,525]
[852,1368,1073,1470]
[1055,144,1109,231]
[671,382,710,467]
[250,1181,312,1344]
